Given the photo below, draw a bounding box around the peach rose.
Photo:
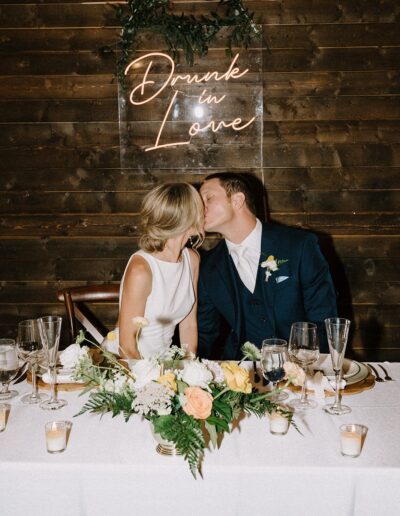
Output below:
[183,387,213,420]
[283,361,306,386]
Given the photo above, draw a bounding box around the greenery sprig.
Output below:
[116,0,261,85]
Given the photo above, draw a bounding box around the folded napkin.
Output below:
[307,371,346,401]
[42,368,84,384]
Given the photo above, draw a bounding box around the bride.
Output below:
[104,183,204,359]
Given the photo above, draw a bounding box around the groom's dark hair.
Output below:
[203,172,257,215]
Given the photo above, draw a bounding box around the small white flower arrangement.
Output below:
[260,255,288,282]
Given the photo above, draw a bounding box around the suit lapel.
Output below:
[260,223,281,334]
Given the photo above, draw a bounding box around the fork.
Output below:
[367,363,384,382]
[378,364,394,381]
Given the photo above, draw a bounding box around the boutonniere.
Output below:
[260,255,288,282]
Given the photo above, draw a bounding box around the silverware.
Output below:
[367,363,384,382]
[253,361,261,383]
[378,364,394,381]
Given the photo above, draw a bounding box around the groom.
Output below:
[197,173,337,359]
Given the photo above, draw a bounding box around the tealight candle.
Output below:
[269,411,290,435]
[340,424,367,457]
[0,403,10,432]
[45,421,67,453]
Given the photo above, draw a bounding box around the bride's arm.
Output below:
[179,249,200,356]
[118,256,152,359]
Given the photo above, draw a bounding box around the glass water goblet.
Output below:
[38,316,67,410]
[288,322,320,410]
[324,318,351,415]
[17,319,48,404]
[0,339,19,400]
[261,339,289,402]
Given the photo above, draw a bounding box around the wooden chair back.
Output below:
[56,284,120,344]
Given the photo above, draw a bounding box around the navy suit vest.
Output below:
[229,257,275,347]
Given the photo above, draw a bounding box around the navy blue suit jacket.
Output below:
[197,223,337,359]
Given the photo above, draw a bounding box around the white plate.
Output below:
[313,354,369,386]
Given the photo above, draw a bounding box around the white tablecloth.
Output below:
[1,363,400,516]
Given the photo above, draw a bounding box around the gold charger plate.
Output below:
[285,370,375,397]
[27,348,103,392]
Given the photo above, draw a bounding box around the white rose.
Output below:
[129,359,161,389]
[266,259,278,271]
[181,360,213,388]
[59,344,89,369]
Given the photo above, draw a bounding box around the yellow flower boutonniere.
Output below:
[260,255,288,282]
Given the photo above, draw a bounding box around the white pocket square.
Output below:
[276,275,289,284]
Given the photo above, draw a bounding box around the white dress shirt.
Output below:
[225,219,262,293]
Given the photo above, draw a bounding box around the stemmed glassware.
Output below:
[261,338,289,402]
[288,322,320,410]
[38,316,67,410]
[0,339,19,400]
[17,319,48,404]
[324,317,351,415]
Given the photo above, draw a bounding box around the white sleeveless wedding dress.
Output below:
[103,248,195,358]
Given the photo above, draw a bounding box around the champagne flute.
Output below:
[261,339,289,402]
[0,339,19,400]
[17,319,48,404]
[324,318,351,415]
[38,316,67,410]
[288,322,320,410]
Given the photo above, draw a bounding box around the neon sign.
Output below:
[124,53,257,152]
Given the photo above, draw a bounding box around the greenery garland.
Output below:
[116,0,261,85]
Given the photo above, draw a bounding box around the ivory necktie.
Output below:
[230,246,256,293]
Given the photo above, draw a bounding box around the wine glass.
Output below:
[324,318,351,415]
[261,338,289,402]
[288,322,320,410]
[17,319,48,404]
[38,316,67,410]
[0,339,19,400]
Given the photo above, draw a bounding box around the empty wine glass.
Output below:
[38,316,67,410]
[288,322,320,410]
[261,338,289,402]
[0,339,19,400]
[324,318,351,415]
[17,319,48,404]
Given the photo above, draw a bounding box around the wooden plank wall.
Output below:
[0,0,399,359]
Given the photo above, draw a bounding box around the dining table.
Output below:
[1,361,399,516]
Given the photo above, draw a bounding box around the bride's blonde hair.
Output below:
[139,183,204,252]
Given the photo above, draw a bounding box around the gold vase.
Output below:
[149,423,182,456]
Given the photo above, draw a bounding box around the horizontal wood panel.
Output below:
[3,120,400,147]
[1,165,398,192]
[1,189,399,214]
[2,96,399,123]
[264,97,400,121]
[263,143,400,167]
[1,143,400,170]
[1,213,399,237]
[1,236,399,261]
[263,71,400,96]
[0,257,398,283]
[1,1,399,28]
[1,71,399,100]
[2,47,400,76]
[2,23,400,52]
[0,75,117,99]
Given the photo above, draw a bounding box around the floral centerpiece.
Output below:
[72,333,302,477]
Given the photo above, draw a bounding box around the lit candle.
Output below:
[340,424,367,457]
[0,404,10,432]
[269,411,290,435]
[45,421,67,453]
